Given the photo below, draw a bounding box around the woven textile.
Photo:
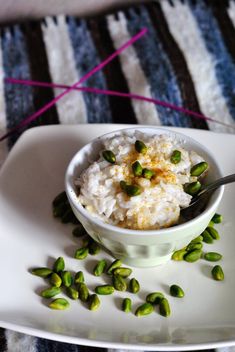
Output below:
[0,0,235,351]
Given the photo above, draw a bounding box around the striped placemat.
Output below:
[0,0,235,351]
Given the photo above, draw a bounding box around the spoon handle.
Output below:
[199,173,235,196]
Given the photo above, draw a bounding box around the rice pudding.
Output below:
[76,131,207,230]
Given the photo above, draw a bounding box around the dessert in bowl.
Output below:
[65,127,224,267]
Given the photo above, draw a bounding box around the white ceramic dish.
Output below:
[0,124,235,351]
[65,127,223,267]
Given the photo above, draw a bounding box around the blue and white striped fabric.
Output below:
[0,0,235,351]
[67,18,113,124]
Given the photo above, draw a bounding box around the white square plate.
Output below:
[0,124,235,351]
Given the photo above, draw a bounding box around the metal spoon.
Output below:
[180,173,235,219]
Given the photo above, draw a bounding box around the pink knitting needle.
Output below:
[0,27,147,142]
[5,77,235,130]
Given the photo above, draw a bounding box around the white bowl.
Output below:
[65,127,224,267]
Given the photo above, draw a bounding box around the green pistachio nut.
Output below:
[146,292,164,305]
[102,150,116,164]
[122,298,132,313]
[184,181,201,196]
[74,247,89,260]
[95,285,114,295]
[89,294,100,311]
[31,267,53,278]
[106,259,122,275]
[66,287,79,300]
[41,286,61,299]
[204,252,222,262]
[208,220,215,227]
[112,267,132,278]
[129,278,140,293]
[135,140,147,154]
[74,271,85,284]
[202,229,214,244]
[170,150,181,164]
[125,184,141,197]
[113,274,127,291]
[184,249,202,263]
[53,257,65,273]
[77,283,90,302]
[190,161,208,176]
[93,259,107,276]
[142,168,155,179]
[132,161,143,176]
[186,242,203,251]
[211,213,223,224]
[206,226,220,240]
[170,284,184,298]
[211,265,224,281]
[61,271,73,287]
[159,298,171,317]
[171,249,187,261]
[50,273,62,288]
[190,235,203,244]
[49,298,70,310]
[135,302,154,317]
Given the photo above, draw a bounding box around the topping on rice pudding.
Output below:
[76,132,208,230]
